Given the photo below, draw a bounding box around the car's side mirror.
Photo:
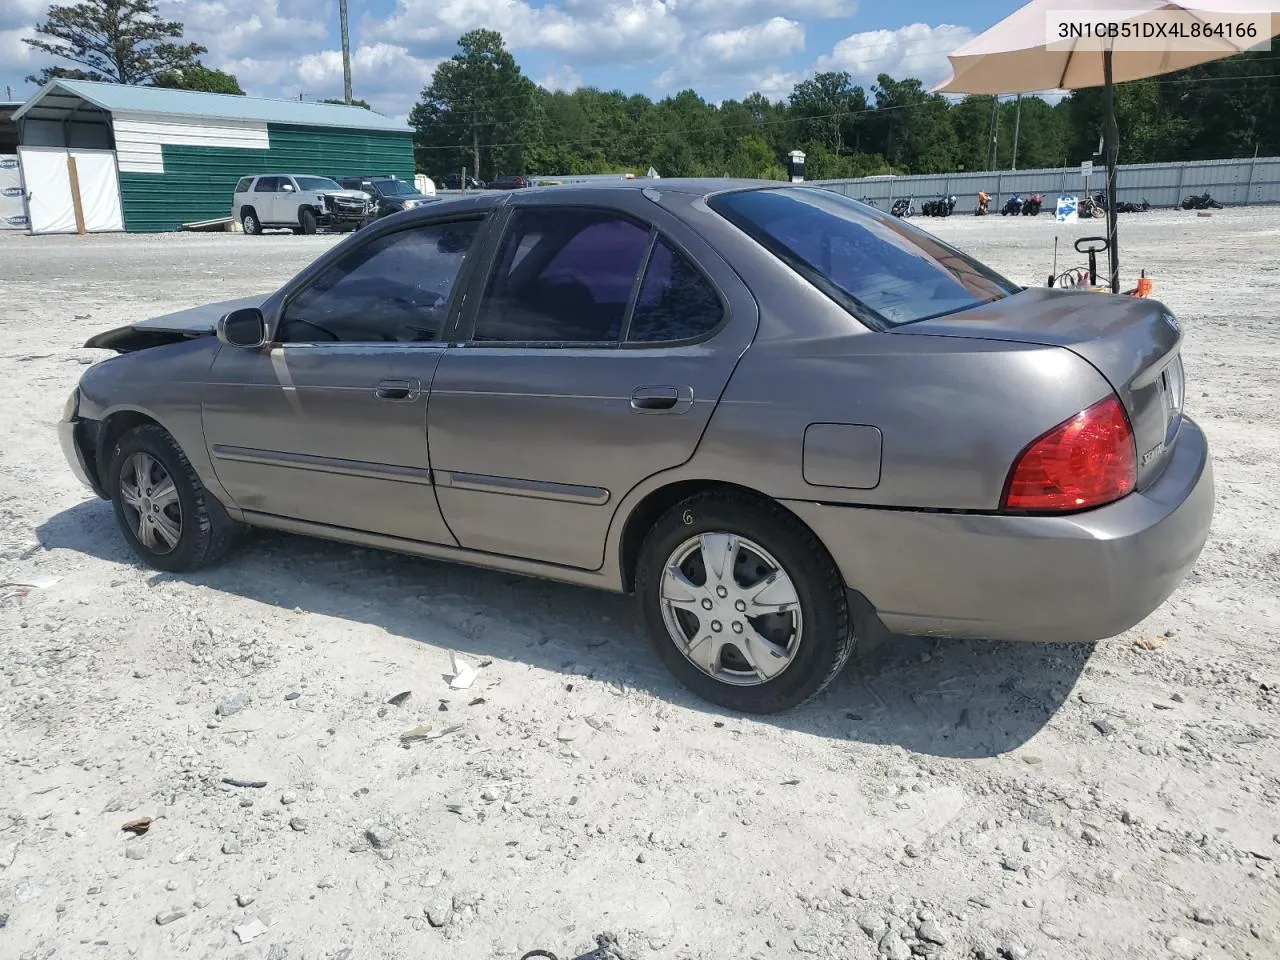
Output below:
[281,183,294,193]
[217,307,268,348]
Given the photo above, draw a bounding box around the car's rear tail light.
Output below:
[1002,394,1136,513]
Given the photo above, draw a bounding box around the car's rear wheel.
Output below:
[108,424,240,573]
[241,209,261,235]
[299,208,318,235]
[636,493,853,713]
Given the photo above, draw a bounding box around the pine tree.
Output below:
[24,0,206,86]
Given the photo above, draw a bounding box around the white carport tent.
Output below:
[12,83,125,234]
[16,146,124,234]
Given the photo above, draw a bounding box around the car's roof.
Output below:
[392,178,787,218]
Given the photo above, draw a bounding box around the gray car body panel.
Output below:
[63,179,1214,645]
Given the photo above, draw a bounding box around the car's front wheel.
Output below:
[299,208,318,234]
[108,424,240,573]
[636,492,853,713]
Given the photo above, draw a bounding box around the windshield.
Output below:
[373,179,417,196]
[709,187,1018,328]
[295,176,342,191]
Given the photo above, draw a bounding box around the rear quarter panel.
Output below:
[696,333,1116,510]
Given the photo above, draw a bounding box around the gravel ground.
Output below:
[1,207,1277,960]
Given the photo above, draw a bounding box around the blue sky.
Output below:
[2,1,1015,122]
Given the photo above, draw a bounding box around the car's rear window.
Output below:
[234,176,253,192]
[708,187,1018,329]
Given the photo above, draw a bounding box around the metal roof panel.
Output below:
[14,80,409,133]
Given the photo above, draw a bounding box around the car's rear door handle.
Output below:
[630,385,693,414]
[375,378,420,400]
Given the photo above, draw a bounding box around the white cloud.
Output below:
[296,42,439,91]
[816,22,973,87]
[746,69,805,102]
[701,17,804,67]
[161,0,331,60]
[538,65,584,92]
[656,16,804,91]
[0,0,44,32]
[672,0,853,29]
[376,0,681,64]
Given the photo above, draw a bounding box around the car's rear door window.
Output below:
[279,219,481,343]
[625,237,723,343]
[472,208,651,343]
[709,187,1018,328]
[254,176,279,192]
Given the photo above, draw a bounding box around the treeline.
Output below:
[413,30,1280,181]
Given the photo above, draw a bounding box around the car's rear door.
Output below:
[203,213,491,543]
[426,190,758,570]
[251,176,279,224]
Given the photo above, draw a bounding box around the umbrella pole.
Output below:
[1103,48,1121,294]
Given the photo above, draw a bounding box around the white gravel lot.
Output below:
[0,207,1277,960]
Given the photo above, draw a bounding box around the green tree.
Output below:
[725,136,781,180]
[24,0,205,85]
[155,63,243,95]
[788,72,867,155]
[320,97,372,109]
[411,29,540,180]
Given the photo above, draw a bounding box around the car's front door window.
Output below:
[278,219,481,344]
[472,209,652,343]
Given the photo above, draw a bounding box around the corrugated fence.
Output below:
[814,156,1280,211]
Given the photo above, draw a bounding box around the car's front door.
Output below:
[202,215,487,543]
[427,194,758,570]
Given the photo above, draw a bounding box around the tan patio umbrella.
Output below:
[935,0,1279,292]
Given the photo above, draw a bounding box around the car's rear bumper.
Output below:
[785,417,1214,643]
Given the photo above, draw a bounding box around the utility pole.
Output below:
[1011,94,1022,171]
[987,95,1000,170]
[339,0,353,105]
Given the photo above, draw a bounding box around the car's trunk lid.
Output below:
[895,286,1185,488]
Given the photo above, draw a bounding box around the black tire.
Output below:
[298,207,318,235]
[241,208,261,235]
[635,492,853,714]
[107,424,241,573]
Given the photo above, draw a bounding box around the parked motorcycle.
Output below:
[921,194,957,217]
[1001,194,1024,216]
[976,191,992,215]
[1181,192,1223,210]
[1021,193,1045,216]
[1115,198,1152,214]
[890,197,915,218]
[1078,192,1107,219]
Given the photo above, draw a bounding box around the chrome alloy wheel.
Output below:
[118,452,182,554]
[658,532,803,686]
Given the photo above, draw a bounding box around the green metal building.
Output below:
[13,80,413,232]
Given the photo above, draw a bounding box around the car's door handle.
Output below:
[375,378,420,400]
[630,385,692,413]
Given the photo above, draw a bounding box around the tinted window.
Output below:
[626,239,723,343]
[254,176,279,192]
[473,209,650,343]
[235,176,253,193]
[295,176,342,191]
[279,220,480,344]
[709,188,1018,328]
[374,179,416,196]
